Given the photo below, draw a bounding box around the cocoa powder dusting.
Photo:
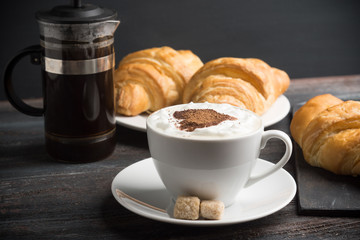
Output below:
[173,109,237,132]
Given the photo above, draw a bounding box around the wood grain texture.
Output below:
[1,76,360,239]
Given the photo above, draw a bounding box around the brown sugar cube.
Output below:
[200,200,225,220]
[173,196,200,220]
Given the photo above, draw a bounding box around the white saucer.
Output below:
[111,158,296,226]
[115,95,291,132]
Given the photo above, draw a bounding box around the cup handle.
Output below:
[244,130,292,188]
[3,45,44,116]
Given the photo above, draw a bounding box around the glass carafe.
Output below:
[4,0,120,162]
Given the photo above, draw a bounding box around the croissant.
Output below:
[290,94,360,175]
[114,46,203,116]
[182,57,290,115]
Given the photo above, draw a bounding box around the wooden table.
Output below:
[1,75,360,239]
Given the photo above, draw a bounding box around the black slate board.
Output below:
[293,100,360,217]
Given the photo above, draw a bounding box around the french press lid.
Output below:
[36,0,117,23]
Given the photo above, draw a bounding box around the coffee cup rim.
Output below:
[146,103,263,141]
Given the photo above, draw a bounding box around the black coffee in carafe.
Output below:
[3,1,120,162]
[42,43,116,162]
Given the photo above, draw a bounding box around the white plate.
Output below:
[111,158,296,226]
[115,95,290,132]
[261,95,291,127]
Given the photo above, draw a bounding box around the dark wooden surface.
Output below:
[1,75,360,239]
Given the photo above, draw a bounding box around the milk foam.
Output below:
[147,102,262,139]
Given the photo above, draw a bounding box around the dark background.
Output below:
[1,0,359,101]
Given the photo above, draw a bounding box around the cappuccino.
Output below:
[147,102,292,206]
[147,102,262,139]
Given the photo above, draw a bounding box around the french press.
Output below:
[3,0,120,162]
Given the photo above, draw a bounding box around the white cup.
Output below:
[146,102,292,207]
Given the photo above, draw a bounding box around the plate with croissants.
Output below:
[114,46,291,132]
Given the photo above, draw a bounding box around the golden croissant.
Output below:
[290,94,360,175]
[114,46,203,116]
[182,57,290,115]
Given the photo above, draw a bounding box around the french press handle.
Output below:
[3,45,44,116]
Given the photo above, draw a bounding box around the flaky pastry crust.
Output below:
[114,46,203,116]
[182,57,290,115]
[290,94,360,175]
